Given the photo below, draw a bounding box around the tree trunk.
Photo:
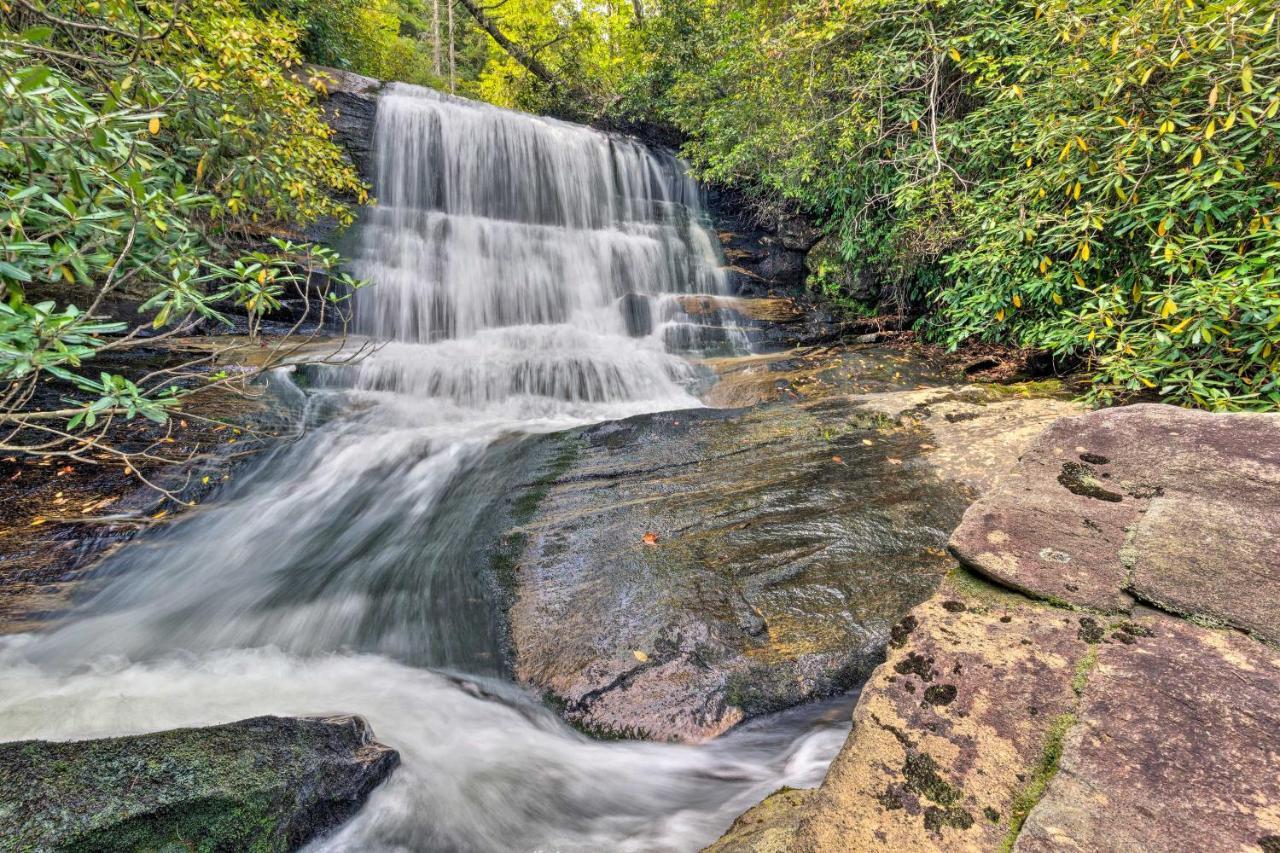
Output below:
[432,0,441,76]
[448,0,456,93]
[453,0,564,91]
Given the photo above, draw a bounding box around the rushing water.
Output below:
[0,84,845,850]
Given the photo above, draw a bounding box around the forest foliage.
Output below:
[2,0,1278,433]
[628,0,1280,409]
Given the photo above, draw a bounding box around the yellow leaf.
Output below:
[995,309,1006,322]
[196,156,206,181]
[633,650,649,662]
[1052,292,1064,305]
[1073,272,1086,288]
[257,269,267,284]
[1204,119,1215,140]
[1208,83,1218,109]
[148,117,160,135]
[30,516,47,526]
[1011,84,1023,99]
[1192,147,1203,166]
[1075,135,1088,152]
[911,119,919,133]
[1012,293,1023,308]
[1073,181,1082,200]
[1222,111,1236,131]
[1087,328,1097,342]
[1132,283,1142,303]
[948,47,962,62]
[201,475,210,485]
[1161,298,1177,318]
[1157,219,1167,237]
[1080,242,1091,261]
[1171,317,1191,333]
[1241,63,1253,94]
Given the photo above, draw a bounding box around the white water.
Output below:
[0,85,843,850]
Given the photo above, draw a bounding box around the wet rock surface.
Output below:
[712,403,1280,851]
[0,714,398,851]
[503,343,1077,742]
[950,404,1280,639]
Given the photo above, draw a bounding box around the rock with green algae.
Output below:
[0,714,398,852]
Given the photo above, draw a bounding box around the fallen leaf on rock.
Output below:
[29,517,47,526]
[831,455,844,463]
[887,457,903,465]
[633,650,649,662]
[642,531,659,545]
[862,439,874,445]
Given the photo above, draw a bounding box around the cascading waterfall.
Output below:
[0,85,842,851]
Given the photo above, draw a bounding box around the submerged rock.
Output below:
[0,714,399,851]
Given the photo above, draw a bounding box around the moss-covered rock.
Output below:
[0,714,398,852]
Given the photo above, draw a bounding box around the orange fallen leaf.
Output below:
[831,455,844,463]
[642,531,659,546]
[887,458,903,465]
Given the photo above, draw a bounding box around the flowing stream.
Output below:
[0,85,847,850]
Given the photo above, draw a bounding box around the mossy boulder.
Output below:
[0,714,398,852]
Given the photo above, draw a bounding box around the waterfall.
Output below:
[345,83,741,413]
[0,86,839,853]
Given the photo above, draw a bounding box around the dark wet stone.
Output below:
[0,715,398,851]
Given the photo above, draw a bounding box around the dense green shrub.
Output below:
[639,0,1280,409]
[1,0,367,450]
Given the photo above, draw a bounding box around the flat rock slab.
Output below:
[786,572,1093,851]
[0,714,398,851]
[950,404,1280,639]
[507,352,1079,743]
[512,397,968,742]
[1017,611,1280,852]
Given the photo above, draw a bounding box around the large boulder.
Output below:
[0,714,399,851]
[503,350,1076,742]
